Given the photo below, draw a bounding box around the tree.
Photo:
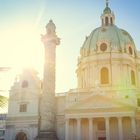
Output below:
[0,95,8,109]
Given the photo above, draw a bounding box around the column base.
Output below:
[36,131,58,140]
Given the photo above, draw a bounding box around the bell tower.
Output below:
[37,20,60,139]
[101,0,115,26]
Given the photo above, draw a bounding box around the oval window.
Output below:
[100,43,107,51]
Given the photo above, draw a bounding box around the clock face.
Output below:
[100,43,107,51]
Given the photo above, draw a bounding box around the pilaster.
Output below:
[77,118,81,140]
[118,117,123,140]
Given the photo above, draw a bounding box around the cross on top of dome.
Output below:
[103,0,111,14]
[101,0,115,26]
[106,0,109,7]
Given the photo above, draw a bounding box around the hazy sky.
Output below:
[0,0,140,95]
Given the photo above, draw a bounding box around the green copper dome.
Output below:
[81,25,135,53]
[81,2,136,55]
[103,7,111,14]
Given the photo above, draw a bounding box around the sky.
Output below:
[0,0,140,96]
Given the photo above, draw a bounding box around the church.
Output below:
[5,1,140,140]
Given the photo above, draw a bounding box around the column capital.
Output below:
[130,116,136,119]
[65,118,69,122]
[104,116,110,120]
[76,118,81,121]
[117,116,122,120]
[88,118,93,120]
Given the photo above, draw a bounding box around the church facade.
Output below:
[5,1,140,140]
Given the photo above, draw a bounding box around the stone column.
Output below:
[65,119,69,140]
[118,117,123,140]
[38,20,60,140]
[77,118,81,140]
[88,118,93,140]
[131,117,136,134]
[105,117,110,140]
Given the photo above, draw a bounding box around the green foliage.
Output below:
[0,95,8,108]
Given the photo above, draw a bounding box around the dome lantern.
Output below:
[101,0,115,26]
[80,0,136,57]
[106,0,109,7]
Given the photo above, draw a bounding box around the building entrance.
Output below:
[98,137,106,140]
[15,132,27,140]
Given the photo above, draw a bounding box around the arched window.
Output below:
[16,132,27,140]
[137,99,140,107]
[102,19,104,26]
[131,70,136,85]
[110,17,113,25]
[101,67,109,84]
[129,47,133,55]
[22,80,28,88]
[105,17,109,26]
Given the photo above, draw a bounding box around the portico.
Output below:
[65,115,136,140]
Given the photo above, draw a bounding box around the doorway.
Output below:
[98,137,106,140]
[15,132,27,140]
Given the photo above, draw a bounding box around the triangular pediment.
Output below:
[66,94,135,111]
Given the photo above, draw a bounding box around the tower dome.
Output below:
[80,2,136,57]
[81,25,135,56]
[77,1,138,89]
[103,6,111,14]
[103,0,111,14]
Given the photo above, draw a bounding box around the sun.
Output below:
[0,23,44,90]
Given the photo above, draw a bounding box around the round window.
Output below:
[100,43,107,51]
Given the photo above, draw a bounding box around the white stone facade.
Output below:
[6,69,40,140]
[55,3,140,140]
[5,2,140,140]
